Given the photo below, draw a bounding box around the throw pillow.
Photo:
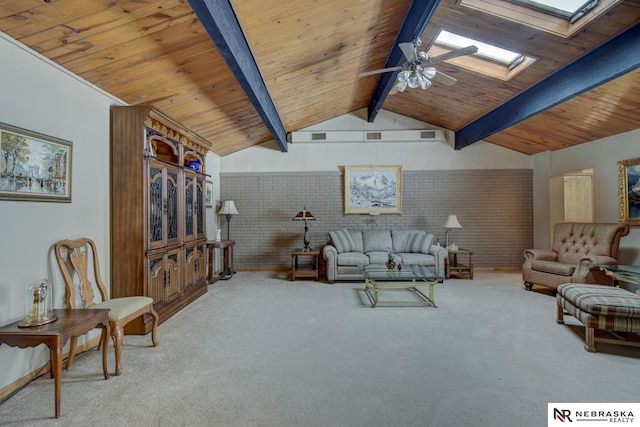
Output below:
[329,229,355,253]
[405,231,434,254]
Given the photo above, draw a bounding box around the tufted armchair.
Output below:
[523,223,630,291]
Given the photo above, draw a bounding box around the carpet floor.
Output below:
[1,270,638,427]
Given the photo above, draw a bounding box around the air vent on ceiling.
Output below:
[420,130,437,139]
[311,132,326,141]
[366,132,382,140]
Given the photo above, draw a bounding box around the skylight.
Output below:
[436,30,522,67]
[511,0,599,23]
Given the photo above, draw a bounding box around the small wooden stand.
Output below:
[446,248,474,279]
[291,249,320,281]
[207,240,235,282]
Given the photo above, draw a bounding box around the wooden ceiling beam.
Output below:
[455,22,640,151]
[366,0,443,122]
[187,0,288,152]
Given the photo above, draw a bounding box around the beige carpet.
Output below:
[1,270,638,426]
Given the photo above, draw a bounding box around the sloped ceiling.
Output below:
[0,0,638,156]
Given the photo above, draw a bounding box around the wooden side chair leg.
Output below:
[66,336,78,370]
[111,324,124,376]
[149,307,159,347]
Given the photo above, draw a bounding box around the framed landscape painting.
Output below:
[0,122,72,203]
[344,165,402,215]
[618,157,640,225]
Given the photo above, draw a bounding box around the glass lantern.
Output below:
[18,278,58,328]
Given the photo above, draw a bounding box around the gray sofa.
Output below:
[322,229,447,283]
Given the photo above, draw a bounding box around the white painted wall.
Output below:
[0,34,125,390]
[532,129,640,265]
[221,109,533,173]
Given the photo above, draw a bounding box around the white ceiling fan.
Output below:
[359,38,478,92]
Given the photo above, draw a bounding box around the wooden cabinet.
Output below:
[111,105,211,335]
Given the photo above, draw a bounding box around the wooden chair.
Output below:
[54,237,158,376]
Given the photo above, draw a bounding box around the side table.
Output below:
[291,249,320,281]
[0,309,110,418]
[446,248,474,279]
[207,240,235,282]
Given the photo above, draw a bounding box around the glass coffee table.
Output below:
[359,264,443,308]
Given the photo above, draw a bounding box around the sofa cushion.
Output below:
[391,229,414,253]
[532,260,575,276]
[329,229,356,253]
[405,231,434,254]
[363,230,393,253]
[367,251,390,264]
[349,230,364,253]
[558,284,640,319]
[337,252,369,266]
[397,252,435,266]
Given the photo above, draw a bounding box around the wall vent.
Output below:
[420,130,437,139]
[289,129,446,143]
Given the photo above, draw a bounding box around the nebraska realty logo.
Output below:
[549,403,640,425]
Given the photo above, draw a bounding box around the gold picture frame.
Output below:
[0,122,72,203]
[344,165,402,215]
[617,157,640,225]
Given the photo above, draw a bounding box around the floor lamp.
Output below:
[218,200,239,241]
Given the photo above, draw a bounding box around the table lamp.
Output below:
[443,214,462,248]
[292,207,316,251]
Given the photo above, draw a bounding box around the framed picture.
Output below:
[344,165,402,214]
[205,180,214,208]
[0,122,72,203]
[618,157,640,225]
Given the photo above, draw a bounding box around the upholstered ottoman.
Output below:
[556,283,640,352]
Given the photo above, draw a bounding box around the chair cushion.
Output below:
[531,260,575,276]
[93,296,154,321]
[329,229,356,254]
[557,284,640,319]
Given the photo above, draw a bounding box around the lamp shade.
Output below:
[218,200,238,215]
[443,214,462,229]
[292,208,315,221]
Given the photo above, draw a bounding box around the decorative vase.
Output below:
[386,260,396,270]
[215,229,222,241]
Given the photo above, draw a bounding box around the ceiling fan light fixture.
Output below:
[396,80,408,92]
[422,67,437,79]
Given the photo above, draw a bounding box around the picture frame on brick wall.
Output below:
[617,157,640,225]
[344,165,402,215]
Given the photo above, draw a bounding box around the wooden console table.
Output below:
[207,240,235,282]
[0,309,110,418]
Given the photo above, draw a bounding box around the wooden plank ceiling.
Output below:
[0,0,638,156]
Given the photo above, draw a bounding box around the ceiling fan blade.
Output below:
[433,70,457,86]
[398,42,417,62]
[358,66,403,77]
[430,45,478,63]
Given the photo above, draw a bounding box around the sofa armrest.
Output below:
[523,249,558,262]
[322,245,338,283]
[573,255,617,279]
[429,245,448,276]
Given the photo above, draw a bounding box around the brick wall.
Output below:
[220,169,532,271]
